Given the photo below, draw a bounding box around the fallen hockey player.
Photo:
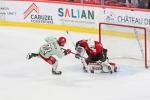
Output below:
[26,36,71,75]
[75,39,117,74]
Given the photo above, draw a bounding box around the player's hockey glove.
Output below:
[65,49,71,55]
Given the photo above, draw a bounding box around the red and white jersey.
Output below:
[79,40,104,57]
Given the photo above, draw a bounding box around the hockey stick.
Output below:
[71,51,87,59]
[66,30,76,46]
[65,31,87,59]
[62,48,86,59]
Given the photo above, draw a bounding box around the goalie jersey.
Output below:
[76,39,106,62]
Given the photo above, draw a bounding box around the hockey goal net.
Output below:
[99,22,150,68]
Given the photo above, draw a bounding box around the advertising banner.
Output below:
[0,1,104,28]
[0,1,150,30]
[103,8,150,27]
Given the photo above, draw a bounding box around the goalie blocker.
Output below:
[75,39,118,74]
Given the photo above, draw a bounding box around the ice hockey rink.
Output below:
[0,26,150,100]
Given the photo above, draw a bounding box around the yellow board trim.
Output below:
[0,21,98,34]
[0,21,144,39]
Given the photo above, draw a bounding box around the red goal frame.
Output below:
[99,22,149,68]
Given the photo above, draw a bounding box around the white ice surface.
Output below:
[0,26,150,100]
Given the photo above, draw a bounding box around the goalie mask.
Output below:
[58,37,66,46]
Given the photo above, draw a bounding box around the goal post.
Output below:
[99,22,150,68]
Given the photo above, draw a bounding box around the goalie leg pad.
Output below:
[81,58,88,72]
[109,62,117,72]
[101,62,112,73]
[101,61,117,73]
[87,62,102,73]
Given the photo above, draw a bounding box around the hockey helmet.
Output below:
[58,37,66,46]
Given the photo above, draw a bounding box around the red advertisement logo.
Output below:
[24,3,39,19]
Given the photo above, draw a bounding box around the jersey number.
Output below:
[42,44,52,55]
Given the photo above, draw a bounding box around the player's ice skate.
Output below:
[26,53,32,60]
[52,69,62,75]
[26,53,38,60]
[51,61,62,75]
